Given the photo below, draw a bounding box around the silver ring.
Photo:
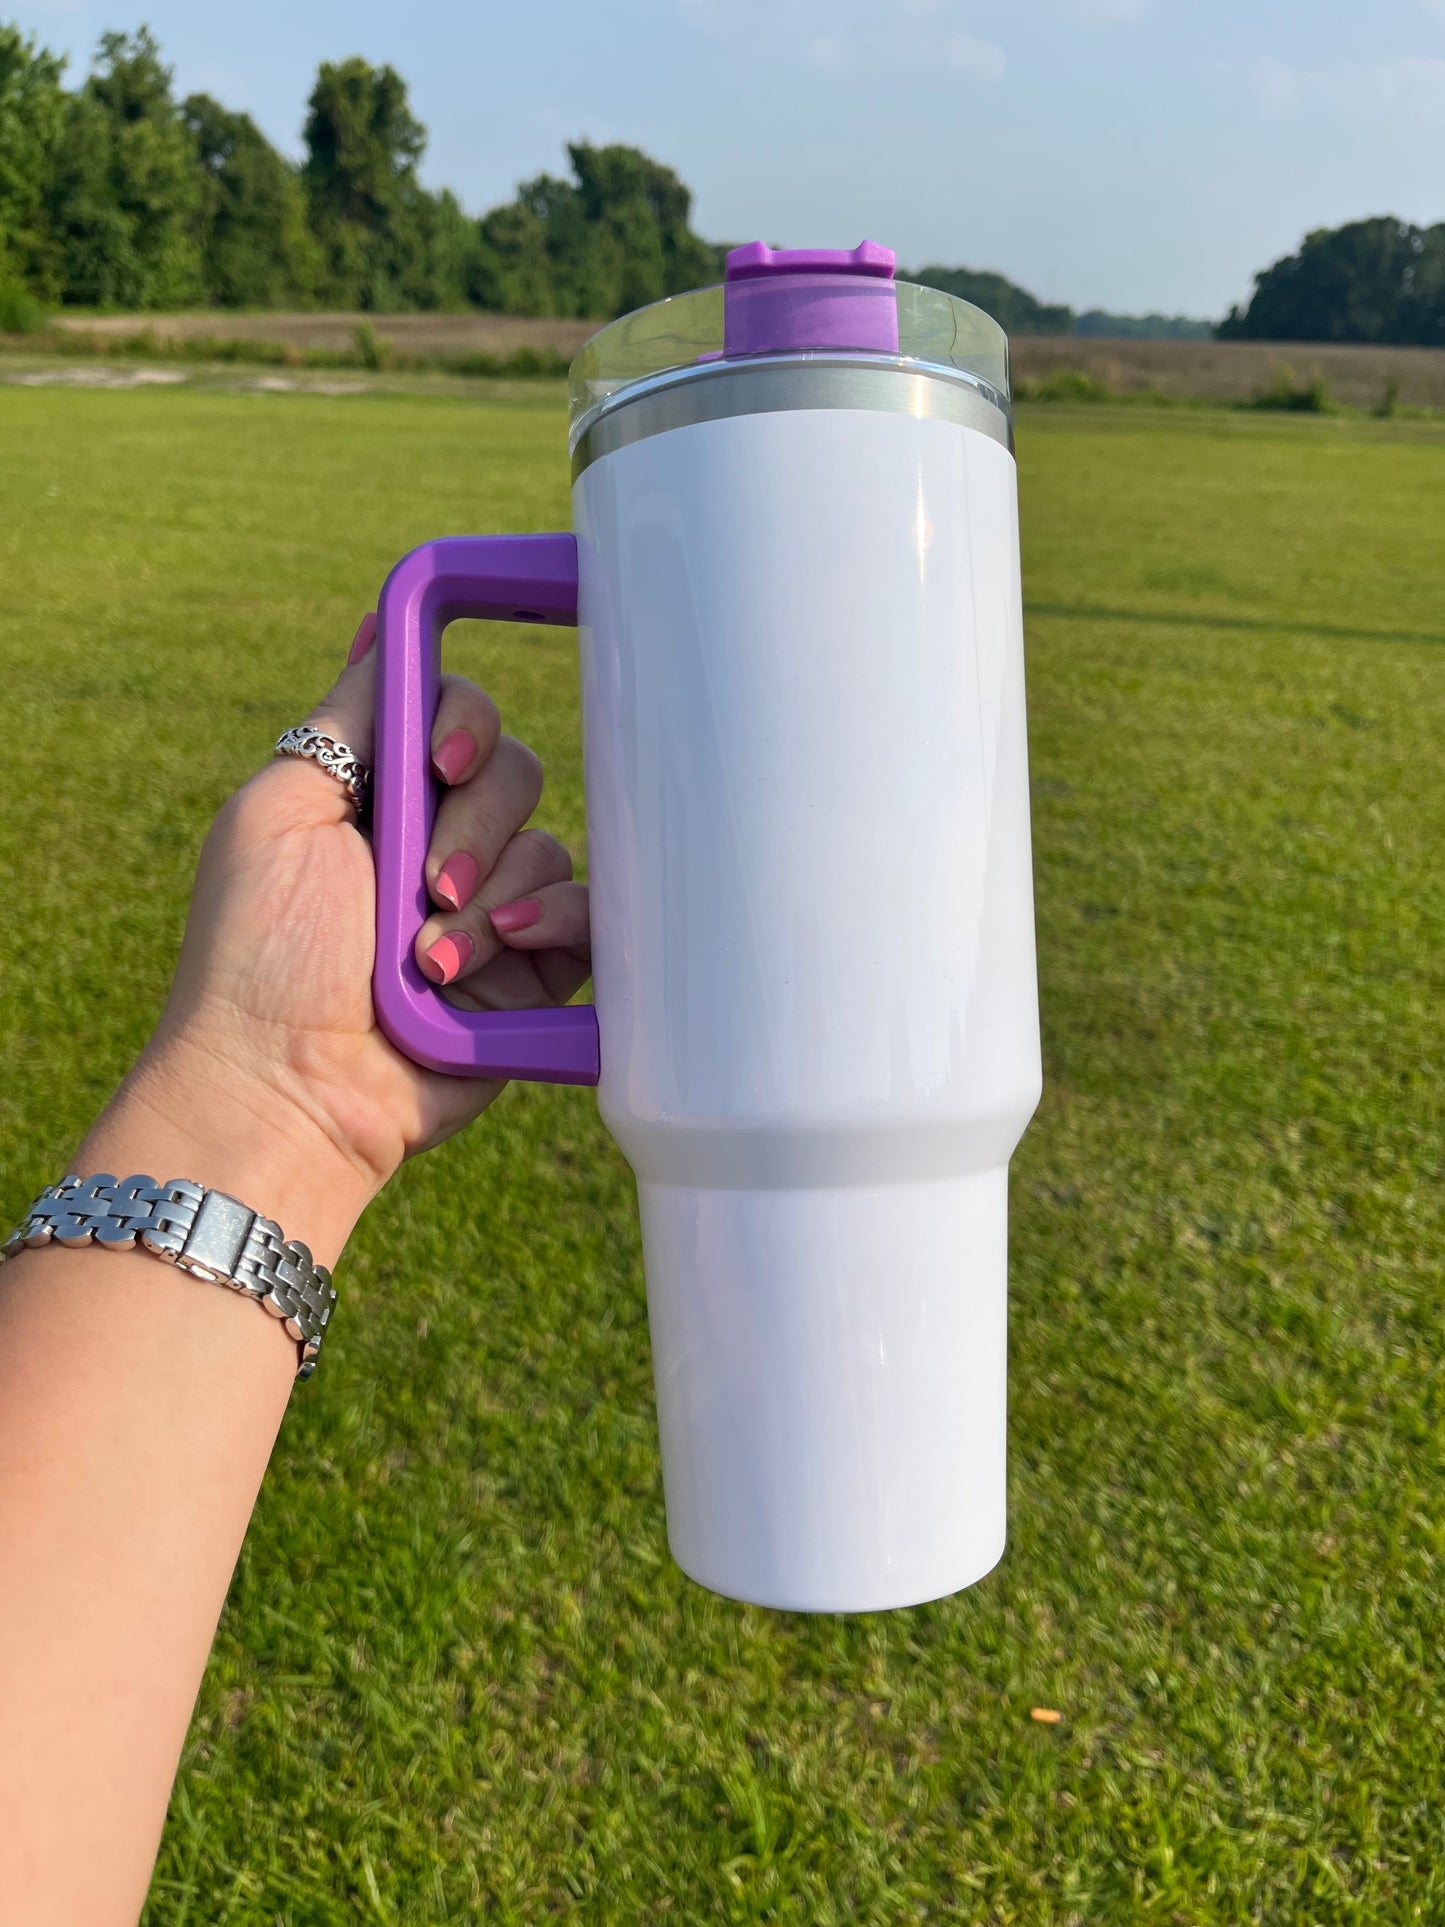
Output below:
[274,725,371,813]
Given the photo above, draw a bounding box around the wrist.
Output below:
[78,1032,383,1274]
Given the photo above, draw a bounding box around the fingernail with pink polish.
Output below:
[434,851,479,911]
[347,612,377,665]
[421,931,474,985]
[490,897,543,935]
[432,729,476,785]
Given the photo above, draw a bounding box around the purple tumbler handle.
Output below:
[372,535,600,1085]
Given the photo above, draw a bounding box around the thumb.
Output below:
[304,611,378,766]
[263,613,378,827]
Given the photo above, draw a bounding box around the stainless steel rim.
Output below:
[571,356,1014,478]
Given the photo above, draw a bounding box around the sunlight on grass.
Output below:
[1,387,1442,1923]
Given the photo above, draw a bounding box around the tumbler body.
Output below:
[572,378,1040,1611]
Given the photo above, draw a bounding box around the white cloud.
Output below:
[808,33,852,71]
[1065,0,1150,21]
[945,32,1007,80]
[1245,51,1445,116]
[1373,51,1445,103]
[1245,54,1300,114]
[671,0,731,42]
[671,0,1006,84]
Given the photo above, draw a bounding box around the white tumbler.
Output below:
[372,240,1041,1612]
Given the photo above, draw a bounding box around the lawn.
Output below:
[1,385,1442,1924]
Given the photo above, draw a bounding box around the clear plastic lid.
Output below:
[567,279,1010,443]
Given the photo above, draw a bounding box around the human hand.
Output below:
[92,614,590,1263]
[0,612,594,1915]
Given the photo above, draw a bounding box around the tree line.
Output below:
[0,24,723,316]
[929,226,1445,346]
[1,22,1440,343]
[1218,217,1445,346]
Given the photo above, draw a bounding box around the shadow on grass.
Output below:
[1024,601,1443,649]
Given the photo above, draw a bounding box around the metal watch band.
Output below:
[0,1173,337,1380]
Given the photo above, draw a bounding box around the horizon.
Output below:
[4,0,1442,319]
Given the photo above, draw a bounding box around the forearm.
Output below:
[0,622,574,1920]
[0,1057,375,1926]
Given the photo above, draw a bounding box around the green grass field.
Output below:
[2,385,1443,1924]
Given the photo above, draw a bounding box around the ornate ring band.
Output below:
[274,725,371,814]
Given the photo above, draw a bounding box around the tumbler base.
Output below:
[637,1164,1011,1614]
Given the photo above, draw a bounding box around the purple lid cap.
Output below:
[722,240,900,359]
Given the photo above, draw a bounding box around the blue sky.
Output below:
[9,0,1444,317]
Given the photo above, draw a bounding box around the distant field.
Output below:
[2,385,1444,1923]
[1012,333,1445,408]
[48,309,1445,406]
[56,308,599,359]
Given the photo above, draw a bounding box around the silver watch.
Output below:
[0,1173,337,1379]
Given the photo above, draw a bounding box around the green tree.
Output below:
[416,185,488,311]
[473,191,562,313]
[48,28,204,308]
[302,56,427,307]
[1406,227,1445,347]
[0,25,68,299]
[1218,216,1445,346]
[571,141,720,310]
[1,22,728,319]
[182,94,319,307]
[912,264,1073,335]
[477,143,724,318]
[300,55,483,310]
